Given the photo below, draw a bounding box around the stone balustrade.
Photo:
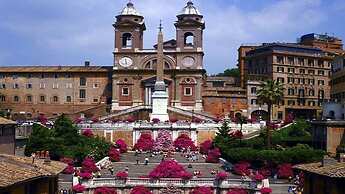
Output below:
[83,177,255,190]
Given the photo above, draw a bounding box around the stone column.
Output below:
[191,130,197,145]
[153,130,158,140]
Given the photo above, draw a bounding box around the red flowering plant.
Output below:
[260,187,272,194]
[115,171,128,180]
[108,146,121,162]
[173,134,196,151]
[253,173,264,182]
[115,139,128,153]
[258,168,271,179]
[63,165,75,174]
[38,114,48,125]
[134,133,154,151]
[231,130,243,139]
[190,186,213,194]
[169,117,178,123]
[200,140,213,155]
[152,118,160,124]
[148,160,192,180]
[206,147,221,163]
[284,113,294,125]
[233,161,250,176]
[74,117,83,124]
[94,187,117,194]
[192,117,203,123]
[277,163,293,179]
[215,171,229,181]
[91,117,99,123]
[80,172,93,180]
[126,116,135,123]
[130,186,153,194]
[227,188,248,194]
[81,157,99,173]
[153,130,174,152]
[72,184,86,193]
[82,129,94,137]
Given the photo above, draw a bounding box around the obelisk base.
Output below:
[150,81,169,122]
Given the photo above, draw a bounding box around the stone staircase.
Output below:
[99,105,151,121]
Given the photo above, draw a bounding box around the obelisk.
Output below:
[150,21,169,122]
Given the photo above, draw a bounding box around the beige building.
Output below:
[245,43,333,120]
[0,65,112,119]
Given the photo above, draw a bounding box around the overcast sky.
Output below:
[0,0,344,74]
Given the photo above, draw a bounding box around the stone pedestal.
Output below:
[150,81,169,122]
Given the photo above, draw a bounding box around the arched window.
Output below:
[309,89,315,96]
[53,96,58,102]
[144,59,171,69]
[184,32,194,47]
[14,95,19,102]
[122,33,132,48]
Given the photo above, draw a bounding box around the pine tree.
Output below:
[214,121,231,149]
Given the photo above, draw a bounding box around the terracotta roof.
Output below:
[0,66,112,73]
[0,154,67,188]
[0,117,16,125]
[294,162,345,178]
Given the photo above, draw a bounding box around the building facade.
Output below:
[0,65,112,119]
[245,43,333,120]
[111,1,205,113]
[0,117,16,155]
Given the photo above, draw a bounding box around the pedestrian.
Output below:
[125,166,129,172]
[145,157,149,165]
[136,158,139,165]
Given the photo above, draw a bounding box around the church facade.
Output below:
[111,1,205,113]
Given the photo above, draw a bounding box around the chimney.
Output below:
[85,60,90,67]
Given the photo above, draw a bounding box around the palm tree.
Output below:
[257,80,284,148]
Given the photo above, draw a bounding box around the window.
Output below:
[319,90,325,99]
[308,70,315,75]
[13,96,19,102]
[79,89,86,99]
[26,95,32,102]
[66,83,73,89]
[277,67,284,73]
[0,83,5,89]
[80,77,86,86]
[39,83,45,89]
[53,83,59,89]
[13,83,19,89]
[318,80,325,85]
[54,74,58,79]
[27,74,32,78]
[26,83,32,89]
[184,32,194,47]
[309,89,315,96]
[288,77,294,84]
[298,89,305,97]
[318,70,325,76]
[288,88,295,95]
[308,59,314,66]
[299,78,305,84]
[122,87,129,96]
[288,57,294,65]
[309,79,315,85]
[251,87,257,94]
[53,96,58,102]
[288,100,295,106]
[0,95,5,102]
[299,69,305,74]
[40,74,45,79]
[40,95,46,102]
[184,87,192,96]
[66,96,72,102]
[308,101,316,106]
[12,74,18,79]
[93,98,99,103]
[93,83,99,88]
[277,77,285,83]
[298,58,305,66]
[122,33,132,48]
[251,99,257,105]
[288,68,295,73]
[318,60,324,67]
[277,56,284,64]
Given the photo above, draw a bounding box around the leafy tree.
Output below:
[217,68,240,77]
[214,121,231,150]
[257,80,284,148]
[25,123,53,156]
[153,130,173,152]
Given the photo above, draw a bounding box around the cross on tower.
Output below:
[158,20,163,32]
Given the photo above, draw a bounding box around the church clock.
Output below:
[119,57,133,68]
